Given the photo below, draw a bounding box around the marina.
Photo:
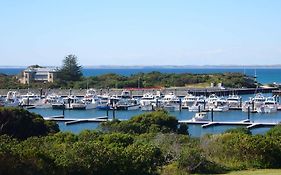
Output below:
[1,68,281,137]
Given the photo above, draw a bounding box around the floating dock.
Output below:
[43,116,110,125]
[44,114,280,129]
[178,119,280,129]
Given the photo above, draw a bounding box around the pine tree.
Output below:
[58,54,83,81]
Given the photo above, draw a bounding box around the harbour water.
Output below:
[26,93,281,137]
[1,67,281,137]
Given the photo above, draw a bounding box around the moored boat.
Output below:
[191,112,209,121]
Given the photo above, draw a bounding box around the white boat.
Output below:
[227,94,242,109]
[207,94,219,106]
[5,91,21,107]
[120,90,131,99]
[85,88,97,98]
[258,97,278,113]
[242,100,254,112]
[34,94,61,108]
[20,92,41,106]
[140,93,157,111]
[191,112,209,121]
[188,96,207,112]
[182,93,198,109]
[54,95,85,110]
[208,95,229,112]
[116,98,139,110]
[81,89,99,109]
[109,95,121,108]
[242,93,266,113]
[161,92,181,111]
[96,94,111,110]
[252,93,266,109]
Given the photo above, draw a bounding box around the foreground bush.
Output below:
[0,132,164,175]
[100,110,188,135]
[201,129,281,169]
[1,108,281,174]
[0,107,59,139]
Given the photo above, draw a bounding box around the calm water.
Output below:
[1,67,281,136]
[1,67,281,84]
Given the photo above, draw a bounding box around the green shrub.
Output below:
[0,107,59,139]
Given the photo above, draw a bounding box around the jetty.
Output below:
[43,116,110,125]
[179,119,280,129]
[44,114,281,129]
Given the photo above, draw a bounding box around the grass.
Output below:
[223,169,281,175]
[185,82,210,88]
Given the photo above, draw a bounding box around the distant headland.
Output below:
[1,65,281,69]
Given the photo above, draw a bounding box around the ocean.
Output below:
[1,67,281,84]
[1,67,281,137]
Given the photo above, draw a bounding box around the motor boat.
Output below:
[52,95,85,110]
[96,94,111,110]
[5,91,21,107]
[257,97,278,113]
[120,90,131,99]
[34,94,61,108]
[139,93,157,111]
[227,94,242,109]
[242,93,266,113]
[182,93,198,109]
[191,112,209,122]
[115,98,139,110]
[20,92,41,106]
[208,96,229,112]
[161,92,181,111]
[81,89,99,109]
[188,96,207,112]
[252,93,266,109]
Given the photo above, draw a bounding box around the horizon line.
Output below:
[1,64,281,69]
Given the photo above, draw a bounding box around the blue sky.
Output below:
[0,0,281,66]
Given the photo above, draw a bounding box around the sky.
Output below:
[0,0,281,66]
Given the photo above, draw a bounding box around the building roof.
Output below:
[24,67,58,73]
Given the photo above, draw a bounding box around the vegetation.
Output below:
[1,108,281,174]
[100,109,187,135]
[0,73,27,89]
[61,71,257,89]
[0,58,257,89]
[222,169,281,175]
[57,54,83,82]
[6,72,258,89]
[0,107,59,139]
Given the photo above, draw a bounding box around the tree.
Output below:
[58,54,83,81]
[0,107,59,139]
[100,110,180,134]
